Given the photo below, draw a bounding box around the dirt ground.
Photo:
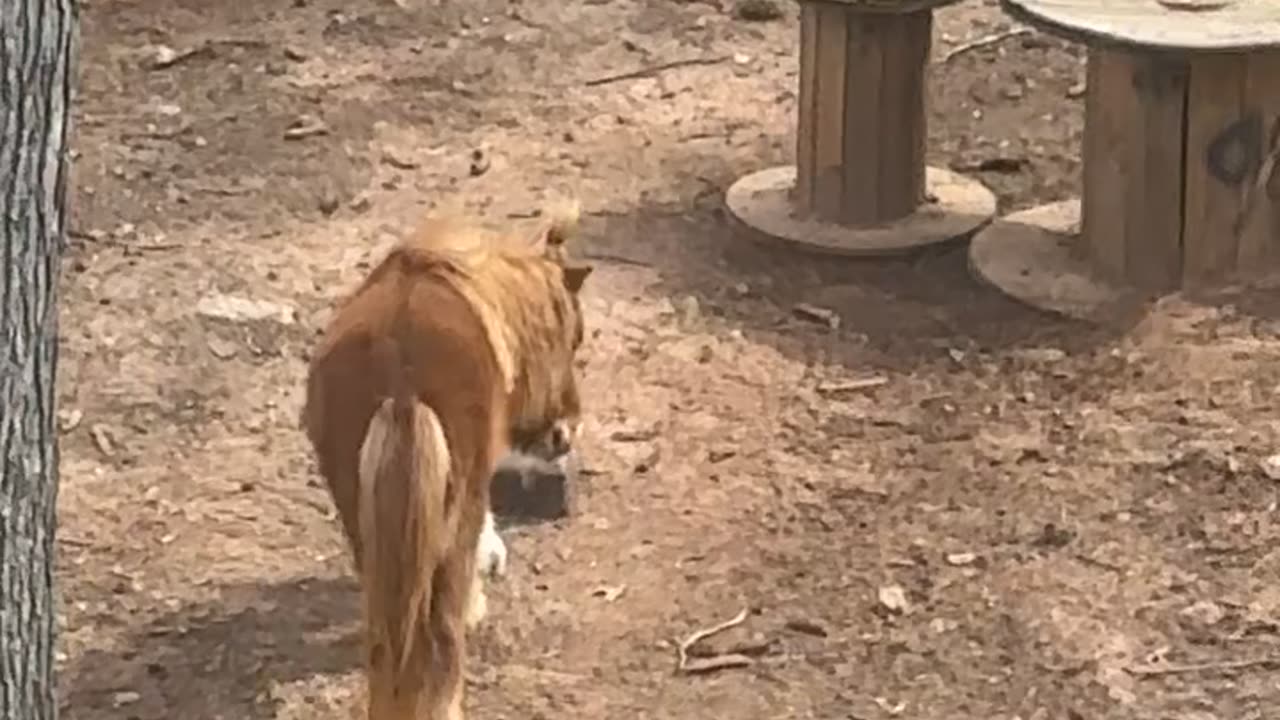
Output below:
[54,0,1280,718]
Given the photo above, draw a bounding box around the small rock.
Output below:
[591,584,627,602]
[469,148,490,176]
[196,293,297,325]
[1067,80,1087,99]
[793,303,840,329]
[283,46,308,62]
[929,617,958,634]
[611,426,659,443]
[151,45,178,67]
[112,691,141,707]
[381,149,420,170]
[349,193,372,213]
[1001,85,1024,100]
[784,618,828,637]
[1014,347,1066,363]
[735,0,783,21]
[877,584,908,614]
[206,336,239,360]
[58,408,84,432]
[945,551,978,566]
[1261,454,1280,481]
[283,114,329,140]
[676,295,700,324]
[1180,599,1226,627]
[317,192,340,216]
[90,424,116,457]
[708,446,736,463]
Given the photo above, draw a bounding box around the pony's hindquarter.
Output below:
[357,394,468,720]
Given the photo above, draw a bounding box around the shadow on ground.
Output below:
[62,576,360,720]
[583,197,1139,374]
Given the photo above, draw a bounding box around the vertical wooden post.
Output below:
[794,1,931,226]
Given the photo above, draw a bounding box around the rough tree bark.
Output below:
[0,1,77,719]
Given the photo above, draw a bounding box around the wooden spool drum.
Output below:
[725,0,995,256]
[970,0,1280,319]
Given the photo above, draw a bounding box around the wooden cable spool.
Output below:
[725,0,995,256]
[969,0,1280,319]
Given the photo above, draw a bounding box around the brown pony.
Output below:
[302,204,591,720]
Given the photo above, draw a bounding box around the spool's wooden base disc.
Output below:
[725,165,996,256]
[968,199,1146,321]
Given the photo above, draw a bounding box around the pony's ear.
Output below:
[562,264,593,293]
[533,200,581,261]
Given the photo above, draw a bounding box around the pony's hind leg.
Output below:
[433,548,473,719]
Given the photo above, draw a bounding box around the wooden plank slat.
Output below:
[812,2,850,220]
[839,10,882,223]
[872,10,930,222]
[794,3,820,212]
[1183,53,1249,288]
[1081,49,1134,284]
[1125,51,1187,291]
[1235,49,1280,275]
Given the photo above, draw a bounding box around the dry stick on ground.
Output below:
[675,606,754,675]
[585,56,730,87]
[1126,656,1280,677]
[817,376,889,394]
[582,251,652,268]
[940,28,1034,64]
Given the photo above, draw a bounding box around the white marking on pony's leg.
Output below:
[465,511,504,629]
[476,508,508,579]
[445,684,465,720]
[464,570,489,629]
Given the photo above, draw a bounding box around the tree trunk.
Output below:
[0,1,78,719]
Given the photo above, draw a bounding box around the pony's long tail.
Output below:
[357,348,455,717]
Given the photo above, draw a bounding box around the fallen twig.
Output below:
[676,606,753,675]
[681,654,754,674]
[185,183,254,197]
[1126,656,1280,676]
[583,252,652,268]
[817,376,889,394]
[940,28,1034,63]
[685,638,774,659]
[586,56,730,87]
[149,44,213,70]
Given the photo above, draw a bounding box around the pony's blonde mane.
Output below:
[402,203,583,425]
